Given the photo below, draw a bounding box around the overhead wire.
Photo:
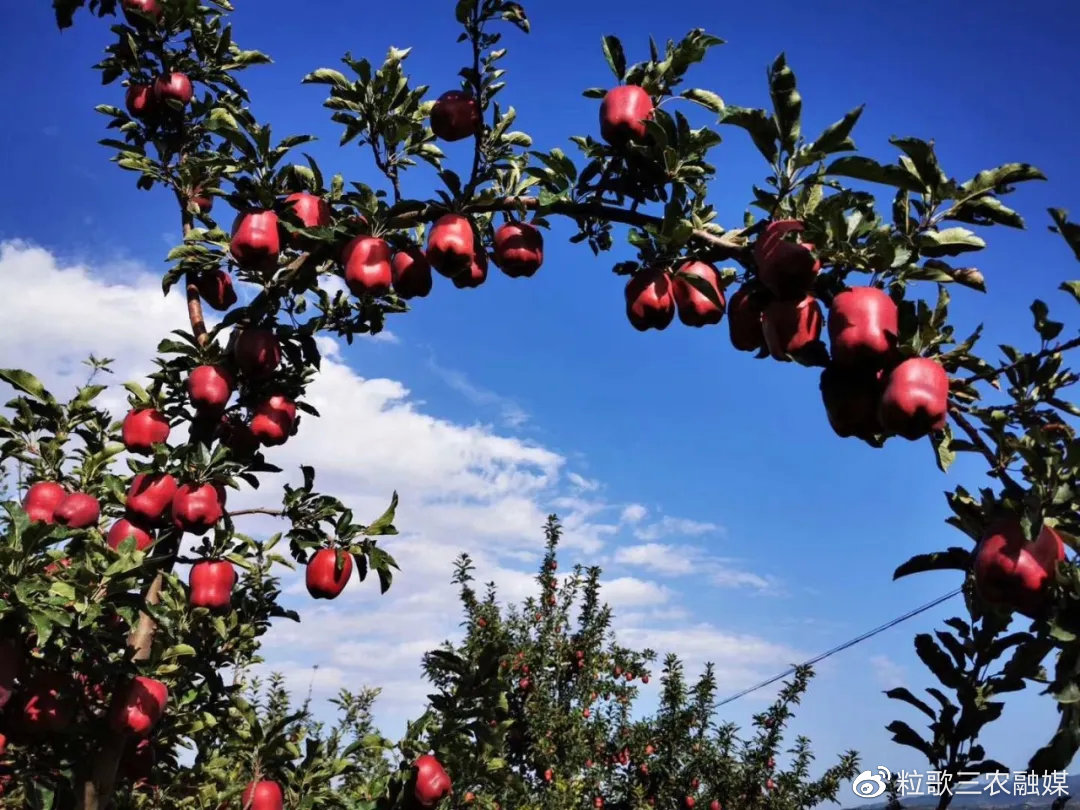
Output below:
[715,587,964,708]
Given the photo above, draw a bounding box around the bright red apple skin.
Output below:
[243,781,284,810]
[452,250,488,289]
[126,473,178,527]
[974,522,1065,618]
[250,396,297,446]
[187,365,234,414]
[710,802,721,810]
[195,269,237,311]
[171,483,225,535]
[493,222,544,278]
[283,192,332,243]
[430,91,481,142]
[107,518,154,552]
[233,329,281,379]
[191,187,213,213]
[391,247,433,299]
[230,210,281,275]
[878,357,949,440]
[761,296,823,361]
[54,493,101,529]
[342,236,393,297]
[727,285,766,351]
[122,0,162,24]
[109,676,168,736]
[188,560,237,610]
[413,754,452,807]
[754,220,821,300]
[600,85,654,145]
[153,72,193,107]
[125,84,157,119]
[625,269,674,332]
[828,287,899,368]
[23,481,66,524]
[306,548,354,599]
[20,672,72,734]
[122,408,170,455]
[426,214,475,278]
[819,366,882,440]
[672,261,726,327]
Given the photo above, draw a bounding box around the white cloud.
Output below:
[620,503,648,524]
[424,355,529,429]
[567,472,600,492]
[614,542,773,592]
[869,654,907,689]
[633,515,719,542]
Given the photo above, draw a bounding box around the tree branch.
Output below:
[958,333,1080,387]
[948,405,1024,494]
[229,507,287,518]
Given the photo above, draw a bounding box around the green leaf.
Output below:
[163,644,197,659]
[945,196,1026,229]
[366,491,398,536]
[961,163,1046,196]
[719,105,778,164]
[890,136,947,193]
[302,68,351,88]
[601,35,627,81]
[680,88,724,114]
[807,104,864,155]
[918,227,986,258]
[1050,208,1080,262]
[768,53,801,153]
[825,156,925,192]
[893,548,971,580]
[884,687,936,720]
[0,369,51,401]
[914,632,964,689]
[1060,281,1080,304]
[885,720,934,758]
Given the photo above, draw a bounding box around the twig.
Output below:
[948,405,1023,494]
[958,333,1080,387]
[229,507,287,518]
[462,4,485,202]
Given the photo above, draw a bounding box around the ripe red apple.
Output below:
[306,548,354,599]
[600,85,654,145]
[761,296,823,361]
[452,249,488,289]
[153,72,193,108]
[753,220,821,299]
[430,91,481,142]
[625,269,674,331]
[828,287,899,368]
[283,192,331,243]
[819,366,883,440]
[125,84,157,119]
[171,483,225,535]
[413,754,452,807]
[188,560,236,610]
[342,236,393,297]
[878,357,949,440]
[767,757,775,769]
[766,779,776,791]
[126,473,178,526]
[233,328,281,378]
[544,769,554,782]
[0,639,24,711]
[122,0,162,25]
[242,780,284,810]
[727,285,766,351]
[191,187,213,213]
[122,408,170,455]
[187,365,234,414]
[642,675,650,684]
[710,802,721,810]
[685,798,696,809]
[109,676,168,736]
[195,269,237,311]
[250,396,297,446]
[493,222,543,278]
[583,707,591,718]
[107,518,154,552]
[595,797,604,808]
[426,214,476,278]
[54,493,100,529]
[672,261,725,327]
[230,211,281,275]
[974,521,1065,618]
[391,246,433,299]
[22,481,66,524]
[20,672,72,734]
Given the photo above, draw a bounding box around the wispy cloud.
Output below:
[615,542,774,592]
[425,355,530,428]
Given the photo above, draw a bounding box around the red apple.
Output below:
[761,296,823,361]
[727,285,767,351]
[233,328,281,378]
[216,416,259,458]
[493,222,543,278]
[122,409,170,455]
[54,493,100,529]
[819,366,883,440]
[878,357,949,440]
[753,220,821,299]
[107,518,154,552]
[195,269,237,311]
[827,287,899,368]
[20,672,72,734]
[974,521,1065,618]
[188,560,236,610]
[595,798,604,808]
[766,779,776,791]
[242,780,284,810]
[250,396,297,446]
[109,676,168,737]
[452,249,488,289]
[126,473,178,526]
[153,72,193,108]
[122,0,162,25]
[583,707,591,718]
[413,754,452,807]
[430,91,481,142]
[171,483,224,535]
[672,261,726,327]
[283,192,331,243]
[426,214,475,278]
[306,548,354,600]
[342,236,393,297]
[22,481,66,524]
[625,269,674,331]
[600,85,654,145]
[230,210,281,275]
[125,83,157,119]
[544,769,554,782]
[191,187,213,213]
[187,365,234,414]
[710,802,721,810]
[685,799,696,809]
[391,246,433,299]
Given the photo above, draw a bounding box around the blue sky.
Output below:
[3,0,1080,801]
